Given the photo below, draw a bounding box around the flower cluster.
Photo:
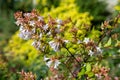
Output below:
[18,70,35,80]
[44,56,61,69]
[14,10,111,80]
[83,38,103,56]
[14,10,71,52]
[92,66,111,80]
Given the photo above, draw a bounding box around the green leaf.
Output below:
[104,38,112,47]
[69,48,75,53]
[88,72,94,77]
[78,68,85,78]
[85,63,91,74]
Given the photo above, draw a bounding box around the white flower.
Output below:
[46,61,53,68]
[88,50,94,56]
[24,13,31,17]
[18,26,36,40]
[57,24,61,29]
[19,26,24,31]
[54,60,61,69]
[96,47,103,54]
[56,19,62,29]
[49,41,60,52]
[39,33,42,38]
[44,56,61,69]
[43,24,49,31]
[15,20,23,26]
[19,31,25,39]
[31,41,36,46]
[31,28,36,34]
[31,40,41,50]
[64,40,69,43]
[56,19,62,25]
[38,16,44,21]
[29,21,35,26]
[46,31,51,36]
[44,56,50,61]
[77,40,82,44]
[19,29,33,40]
[83,38,90,44]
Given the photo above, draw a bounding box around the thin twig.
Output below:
[64,45,81,65]
[62,62,75,78]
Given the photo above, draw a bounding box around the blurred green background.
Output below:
[0,0,120,80]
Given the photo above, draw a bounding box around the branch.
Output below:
[63,45,81,65]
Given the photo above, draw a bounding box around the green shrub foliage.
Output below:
[75,0,111,26]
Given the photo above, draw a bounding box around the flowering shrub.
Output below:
[12,9,120,80]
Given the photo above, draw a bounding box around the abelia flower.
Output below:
[43,24,49,31]
[63,40,69,43]
[88,50,94,56]
[24,13,31,18]
[19,26,35,40]
[31,40,41,50]
[15,18,24,26]
[38,16,44,21]
[29,21,35,26]
[46,31,51,36]
[96,47,103,54]
[56,19,62,25]
[56,19,63,29]
[44,56,61,69]
[39,33,42,38]
[46,60,53,68]
[77,40,82,44]
[19,31,25,39]
[19,30,32,40]
[49,41,60,52]
[19,26,24,31]
[14,11,22,19]
[54,60,61,69]
[31,28,36,34]
[44,56,50,61]
[83,38,90,44]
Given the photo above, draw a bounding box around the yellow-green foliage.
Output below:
[43,0,93,41]
[44,0,93,26]
[4,32,39,66]
[115,0,120,11]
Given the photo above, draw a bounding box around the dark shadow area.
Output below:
[75,0,111,27]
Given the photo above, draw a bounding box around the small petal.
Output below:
[96,47,103,54]
[47,31,51,36]
[43,24,49,31]
[19,26,24,31]
[88,50,94,56]
[54,60,61,69]
[49,41,60,52]
[31,40,41,50]
[56,19,62,25]
[46,61,52,68]
[77,40,82,44]
[31,28,36,33]
[57,24,61,29]
[29,21,35,26]
[38,16,43,21]
[83,38,90,44]
[44,56,50,61]
[39,33,42,38]
[64,40,69,43]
